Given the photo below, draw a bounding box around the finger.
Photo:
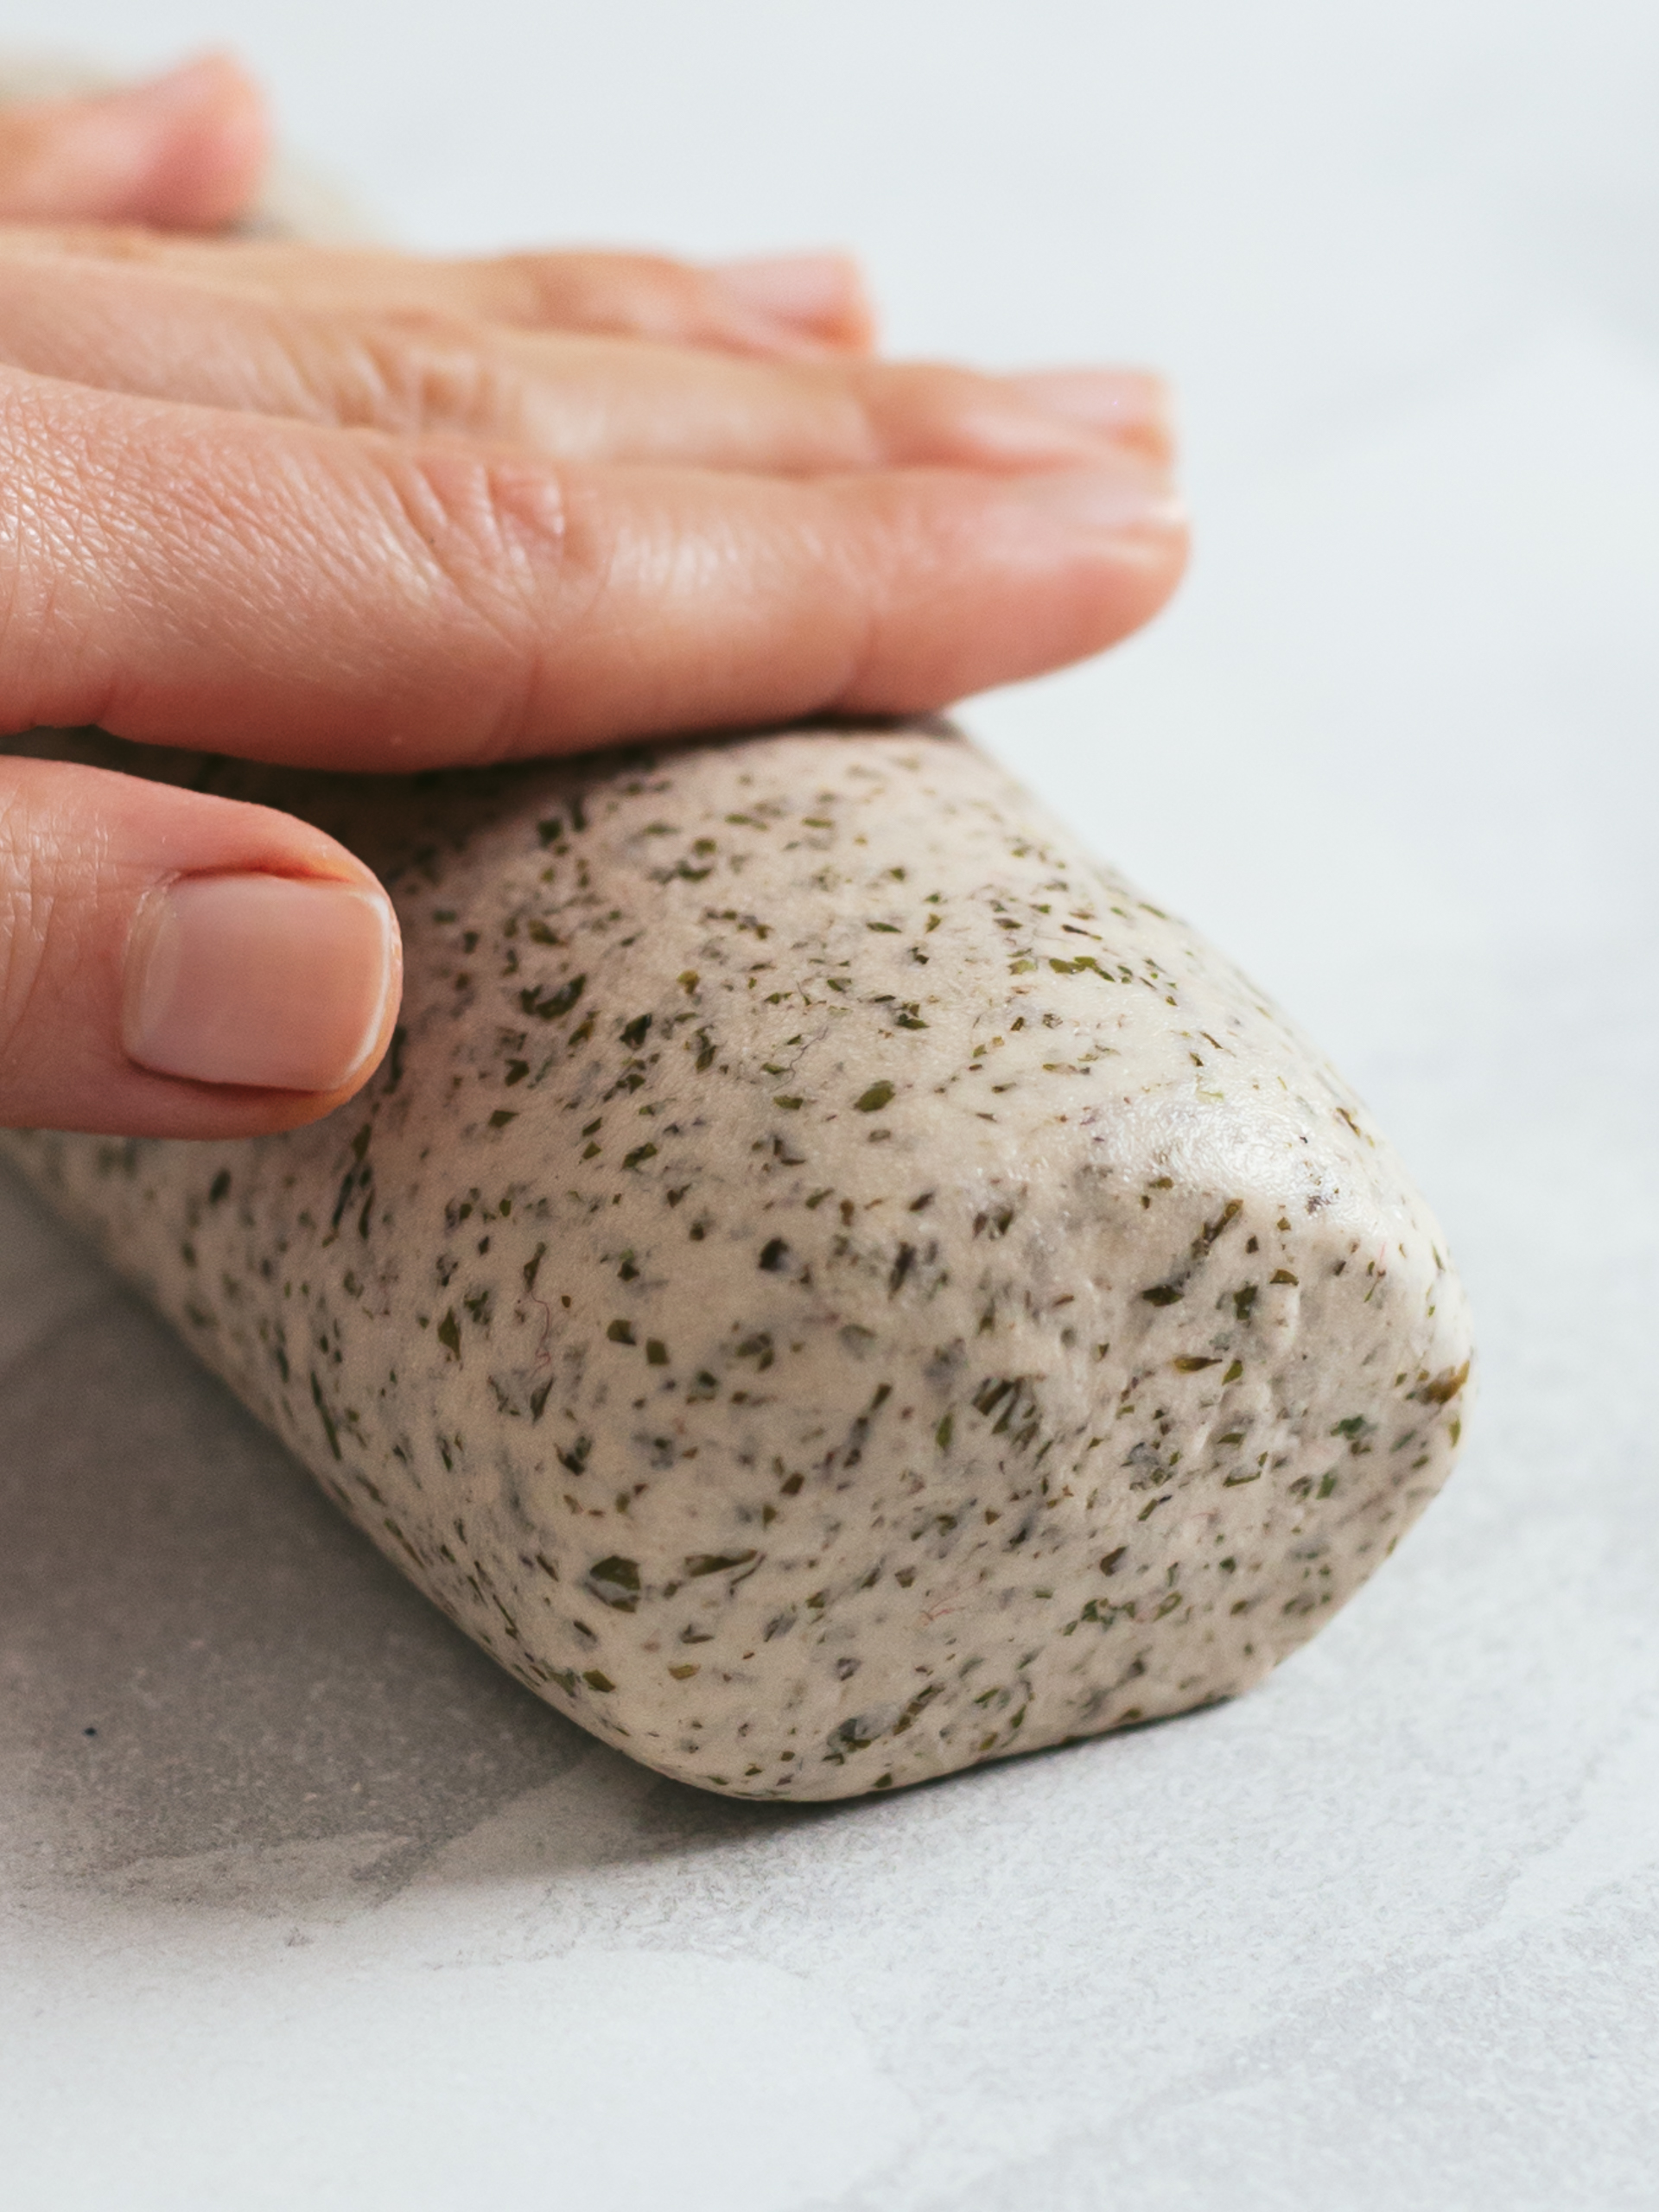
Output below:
[411,246,874,353]
[0,257,1167,472]
[310,334,1170,472]
[1005,369,1175,466]
[0,226,873,355]
[703,254,874,353]
[0,753,401,1137]
[0,367,1187,767]
[0,55,268,231]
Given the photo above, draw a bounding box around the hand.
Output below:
[0,58,1186,1142]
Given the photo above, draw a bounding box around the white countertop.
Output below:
[3,4,1656,2204]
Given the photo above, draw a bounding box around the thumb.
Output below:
[0,754,401,1138]
[0,54,270,231]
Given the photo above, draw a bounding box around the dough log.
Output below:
[2,724,1472,1800]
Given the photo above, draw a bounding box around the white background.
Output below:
[2,4,1656,2206]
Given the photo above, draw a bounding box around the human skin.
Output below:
[0,56,1187,1141]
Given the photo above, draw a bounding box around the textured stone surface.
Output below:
[2,725,1470,1799]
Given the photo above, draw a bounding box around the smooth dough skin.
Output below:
[2,725,1473,1800]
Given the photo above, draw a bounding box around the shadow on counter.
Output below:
[0,1163,793,1908]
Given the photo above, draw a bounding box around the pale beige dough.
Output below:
[2,723,1472,1798]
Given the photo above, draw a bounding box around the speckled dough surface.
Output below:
[2,724,1472,1800]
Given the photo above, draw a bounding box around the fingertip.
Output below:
[0,754,404,1141]
[711,252,878,353]
[832,461,1191,717]
[111,51,272,232]
[1001,462,1192,656]
[1004,369,1177,463]
[0,51,274,232]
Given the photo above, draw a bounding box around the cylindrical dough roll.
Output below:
[2,723,1472,1800]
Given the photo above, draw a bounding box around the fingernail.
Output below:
[124,874,399,1093]
[1007,465,1187,537]
[712,253,864,328]
[1006,370,1173,445]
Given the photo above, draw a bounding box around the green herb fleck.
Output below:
[586,1556,641,1611]
[309,1372,341,1460]
[520,973,586,1021]
[1419,1360,1471,1406]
